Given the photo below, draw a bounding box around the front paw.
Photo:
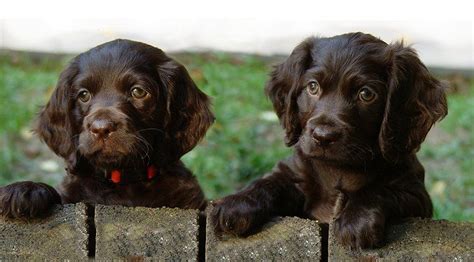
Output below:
[334,206,385,249]
[0,181,61,219]
[211,194,270,237]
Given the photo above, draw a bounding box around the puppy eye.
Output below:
[307,80,320,96]
[78,89,91,103]
[358,87,377,102]
[131,86,148,99]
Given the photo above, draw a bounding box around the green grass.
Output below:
[0,53,70,184]
[419,87,474,221]
[178,53,290,198]
[0,51,472,221]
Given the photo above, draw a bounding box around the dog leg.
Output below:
[0,181,61,219]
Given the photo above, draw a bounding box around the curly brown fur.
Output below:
[212,32,447,249]
[1,39,214,219]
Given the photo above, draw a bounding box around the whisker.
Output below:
[130,134,152,164]
[136,128,165,134]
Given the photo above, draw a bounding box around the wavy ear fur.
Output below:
[265,38,315,146]
[379,42,448,162]
[158,59,214,161]
[36,63,79,165]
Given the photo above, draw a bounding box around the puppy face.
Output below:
[73,48,162,167]
[266,33,447,164]
[37,39,214,169]
[296,40,389,163]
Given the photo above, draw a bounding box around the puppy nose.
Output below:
[312,126,341,146]
[89,119,117,139]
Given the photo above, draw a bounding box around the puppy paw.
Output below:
[211,194,270,237]
[334,206,385,249]
[0,181,61,219]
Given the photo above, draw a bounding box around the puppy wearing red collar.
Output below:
[0,39,214,219]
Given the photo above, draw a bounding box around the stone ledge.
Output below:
[329,218,474,261]
[94,204,199,261]
[205,207,322,261]
[0,203,88,260]
[2,203,473,261]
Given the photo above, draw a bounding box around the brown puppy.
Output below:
[212,32,447,249]
[0,39,214,219]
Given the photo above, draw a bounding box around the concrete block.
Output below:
[206,207,322,261]
[329,218,474,261]
[94,204,199,261]
[0,203,89,260]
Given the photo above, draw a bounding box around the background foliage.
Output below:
[0,51,472,221]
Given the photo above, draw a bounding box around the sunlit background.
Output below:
[0,2,473,221]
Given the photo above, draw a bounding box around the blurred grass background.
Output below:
[0,51,472,221]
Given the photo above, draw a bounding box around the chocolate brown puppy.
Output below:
[212,32,447,249]
[0,39,214,219]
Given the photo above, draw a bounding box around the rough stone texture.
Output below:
[94,204,199,261]
[206,207,322,261]
[329,218,474,261]
[0,203,89,260]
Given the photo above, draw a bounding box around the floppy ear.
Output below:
[36,63,79,165]
[379,42,448,162]
[157,59,214,162]
[265,38,314,146]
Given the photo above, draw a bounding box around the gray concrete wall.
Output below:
[0,203,89,260]
[329,218,474,261]
[95,205,199,260]
[205,207,322,261]
[1,203,473,261]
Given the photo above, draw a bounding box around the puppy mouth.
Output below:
[298,135,375,164]
[78,131,151,167]
[298,132,336,157]
[299,140,332,159]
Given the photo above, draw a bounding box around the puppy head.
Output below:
[36,39,214,169]
[266,33,447,164]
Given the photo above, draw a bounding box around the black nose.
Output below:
[312,126,341,146]
[89,119,117,139]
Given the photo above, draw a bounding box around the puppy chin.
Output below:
[78,133,142,169]
[299,137,376,168]
[79,147,125,168]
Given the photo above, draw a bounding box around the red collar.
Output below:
[109,165,158,184]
